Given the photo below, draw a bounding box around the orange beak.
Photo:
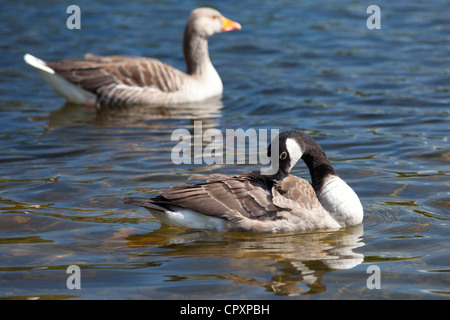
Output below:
[221,16,242,32]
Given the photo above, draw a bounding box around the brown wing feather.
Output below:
[46,54,186,105]
[124,173,340,231]
[145,172,280,221]
[289,176,319,205]
[272,175,328,214]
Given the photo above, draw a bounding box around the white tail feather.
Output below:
[24,53,95,104]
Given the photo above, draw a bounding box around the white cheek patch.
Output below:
[285,138,303,170]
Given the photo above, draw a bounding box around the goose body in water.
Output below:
[24,8,241,107]
[124,131,364,232]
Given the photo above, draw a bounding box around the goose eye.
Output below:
[280,152,287,160]
[212,15,219,20]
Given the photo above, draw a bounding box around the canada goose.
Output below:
[24,8,241,107]
[123,131,364,232]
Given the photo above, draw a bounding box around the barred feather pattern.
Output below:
[46,55,192,106]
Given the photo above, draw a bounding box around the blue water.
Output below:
[0,0,449,299]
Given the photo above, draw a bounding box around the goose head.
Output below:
[186,8,242,39]
[268,131,364,226]
[268,131,326,181]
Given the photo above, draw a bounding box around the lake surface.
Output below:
[0,0,449,300]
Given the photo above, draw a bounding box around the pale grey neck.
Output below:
[183,30,212,76]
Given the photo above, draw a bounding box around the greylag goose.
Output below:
[124,131,364,232]
[24,8,241,107]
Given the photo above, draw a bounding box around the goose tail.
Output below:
[24,53,95,104]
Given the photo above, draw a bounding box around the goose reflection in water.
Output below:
[29,96,224,129]
[124,225,364,296]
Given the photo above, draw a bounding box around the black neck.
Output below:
[301,144,337,192]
